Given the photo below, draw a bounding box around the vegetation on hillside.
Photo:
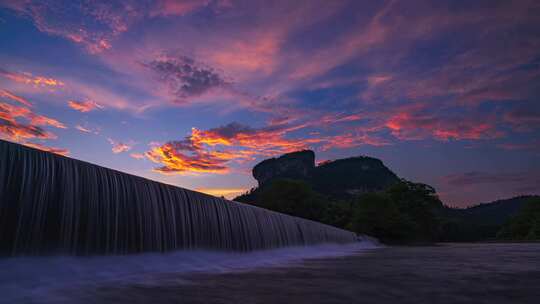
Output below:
[439,196,535,242]
[497,197,540,240]
[240,178,444,243]
[236,150,539,244]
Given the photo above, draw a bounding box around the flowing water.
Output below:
[0,139,355,256]
[1,243,538,303]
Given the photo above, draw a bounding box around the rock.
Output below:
[250,150,400,199]
[253,150,315,186]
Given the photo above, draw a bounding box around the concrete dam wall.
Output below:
[0,140,356,256]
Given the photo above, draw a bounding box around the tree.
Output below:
[351,181,443,243]
[351,192,411,242]
[255,179,325,221]
[386,181,443,241]
[497,197,540,240]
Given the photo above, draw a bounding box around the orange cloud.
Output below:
[30,115,66,129]
[0,119,56,141]
[146,141,232,174]
[22,141,69,156]
[0,69,64,88]
[144,118,400,175]
[0,94,66,142]
[68,100,104,112]
[145,122,321,175]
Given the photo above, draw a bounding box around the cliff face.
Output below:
[250,150,400,199]
[312,156,400,198]
[253,150,315,186]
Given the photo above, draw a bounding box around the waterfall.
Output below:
[0,140,357,256]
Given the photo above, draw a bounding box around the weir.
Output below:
[0,140,357,256]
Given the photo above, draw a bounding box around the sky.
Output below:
[0,0,539,207]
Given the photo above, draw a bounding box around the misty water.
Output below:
[1,242,539,304]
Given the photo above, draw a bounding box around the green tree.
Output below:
[321,200,353,229]
[351,181,443,243]
[351,192,411,242]
[497,197,540,240]
[256,179,325,221]
[386,181,443,241]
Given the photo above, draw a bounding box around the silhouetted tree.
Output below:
[255,179,325,221]
[497,197,540,240]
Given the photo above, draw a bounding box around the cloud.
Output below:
[150,0,214,17]
[29,114,66,129]
[75,125,91,133]
[0,92,66,142]
[0,68,64,88]
[145,54,230,104]
[145,122,319,174]
[130,152,145,159]
[0,89,33,107]
[68,100,104,112]
[0,118,55,141]
[22,141,69,156]
[144,119,397,175]
[503,105,540,132]
[1,1,140,53]
[382,103,504,141]
[442,171,540,195]
[497,140,540,153]
[145,140,233,174]
[321,131,391,151]
[108,138,133,153]
[1,1,215,53]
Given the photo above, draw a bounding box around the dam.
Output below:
[0,139,357,256]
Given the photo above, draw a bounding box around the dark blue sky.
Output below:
[0,0,539,206]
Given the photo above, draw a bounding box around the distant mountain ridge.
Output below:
[440,195,540,241]
[250,150,400,199]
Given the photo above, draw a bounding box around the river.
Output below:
[2,243,539,303]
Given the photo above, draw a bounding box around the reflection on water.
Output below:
[2,243,539,304]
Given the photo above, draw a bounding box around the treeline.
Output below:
[235,180,540,243]
[236,179,443,243]
[497,198,540,240]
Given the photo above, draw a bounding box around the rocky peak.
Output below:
[253,150,315,186]
[251,150,400,198]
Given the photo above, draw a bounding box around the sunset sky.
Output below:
[1,0,539,207]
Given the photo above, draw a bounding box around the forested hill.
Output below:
[235,150,540,243]
[440,196,540,241]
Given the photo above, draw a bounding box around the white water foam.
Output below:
[0,239,378,303]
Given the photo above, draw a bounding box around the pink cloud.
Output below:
[384,105,504,141]
[0,89,33,107]
[68,100,104,112]
[108,138,133,154]
[130,152,145,159]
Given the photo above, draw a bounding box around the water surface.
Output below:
[2,243,539,303]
